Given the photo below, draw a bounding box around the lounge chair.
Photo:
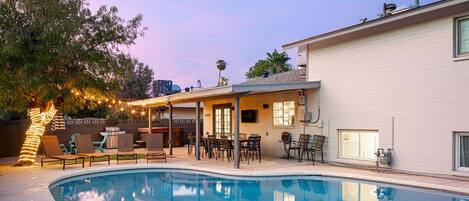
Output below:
[75,134,111,167]
[146,133,166,163]
[117,133,138,164]
[40,135,85,170]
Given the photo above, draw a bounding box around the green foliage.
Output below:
[0,0,146,113]
[245,49,292,79]
[120,60,154,100]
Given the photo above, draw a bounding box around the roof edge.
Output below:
[282,0,468,50]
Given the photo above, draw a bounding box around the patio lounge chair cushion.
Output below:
[118,133,135,153]
[75,134,95,154]
[146,133,166,162]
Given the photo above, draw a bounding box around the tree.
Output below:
[245,49,292,79]
[120,60,154,100]
[216,60,227,86]
[0,0,146,165]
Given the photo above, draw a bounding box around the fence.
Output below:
[0,118,202,157]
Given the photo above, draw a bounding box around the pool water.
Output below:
[49,169,469,201]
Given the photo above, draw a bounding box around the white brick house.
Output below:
[283,0,469,176]
[131,0,469,175]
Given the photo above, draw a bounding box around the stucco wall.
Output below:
[203,90,321,157]
[307,14,469,175]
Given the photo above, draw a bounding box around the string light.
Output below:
[16,88,146,166]
[69,88,145,117]
[17,105,57,165]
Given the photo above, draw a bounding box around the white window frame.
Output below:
[338,130,379,161]
[455,132,469,171]
[272,101,295,127]
[455,16,469,58]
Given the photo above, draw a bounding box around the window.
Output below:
[455,132,469,171]
[273,101,295,126]
[339,130,379,161]
[213,104,231,137]
[456,16,469,57]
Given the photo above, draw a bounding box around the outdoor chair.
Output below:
[116,133,138,164]
[187,133,195,155]
[207,138,220,159]
[146,133,167,163]
[288,134,311,162]
[307,135,326,165]
[68,133,78,154]
[40,135,85,170]
[280,132,292,159]
[75,134,111,167]
[243,136,261,164]
[219,138,233,162]
[93,133,107,153]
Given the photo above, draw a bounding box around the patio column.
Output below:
[169,104,173,155]
[195,101,201,160]
[234,96,240,169]
[148,108,152,134]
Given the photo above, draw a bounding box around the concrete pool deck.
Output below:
[1,147,469,201]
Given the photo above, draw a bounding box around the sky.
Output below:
[88,0,436,88]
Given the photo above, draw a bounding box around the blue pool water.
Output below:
[49,169,469,201]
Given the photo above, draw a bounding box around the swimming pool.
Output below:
[49,168,469,201]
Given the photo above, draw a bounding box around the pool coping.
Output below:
[48,164,469,197]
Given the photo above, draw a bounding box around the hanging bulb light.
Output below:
[112,100,116,104]
[131,110,136,114]
[120,107,124,111]
[108,105,112,108]
[141,111,145,116]
[97,100,102,104]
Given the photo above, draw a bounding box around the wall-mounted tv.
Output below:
[241,110,257,123]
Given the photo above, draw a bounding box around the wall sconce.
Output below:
[263,104,269,109]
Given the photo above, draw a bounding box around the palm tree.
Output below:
[216,60,227,86]
[266,49,291,74]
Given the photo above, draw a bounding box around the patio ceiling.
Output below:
[129,81,321,107]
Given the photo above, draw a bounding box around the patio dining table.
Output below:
[202,137,249,159]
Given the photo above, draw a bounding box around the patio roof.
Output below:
[129,81,320,107]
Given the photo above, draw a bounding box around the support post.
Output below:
[234,96,240,169]
[169,104,173,155]
[195,101,201,160]
[148,108,152,134]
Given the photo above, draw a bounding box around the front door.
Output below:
[213,104,231,137]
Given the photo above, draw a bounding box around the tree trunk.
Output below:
[218,70,221,86]
[15,105,57,166]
